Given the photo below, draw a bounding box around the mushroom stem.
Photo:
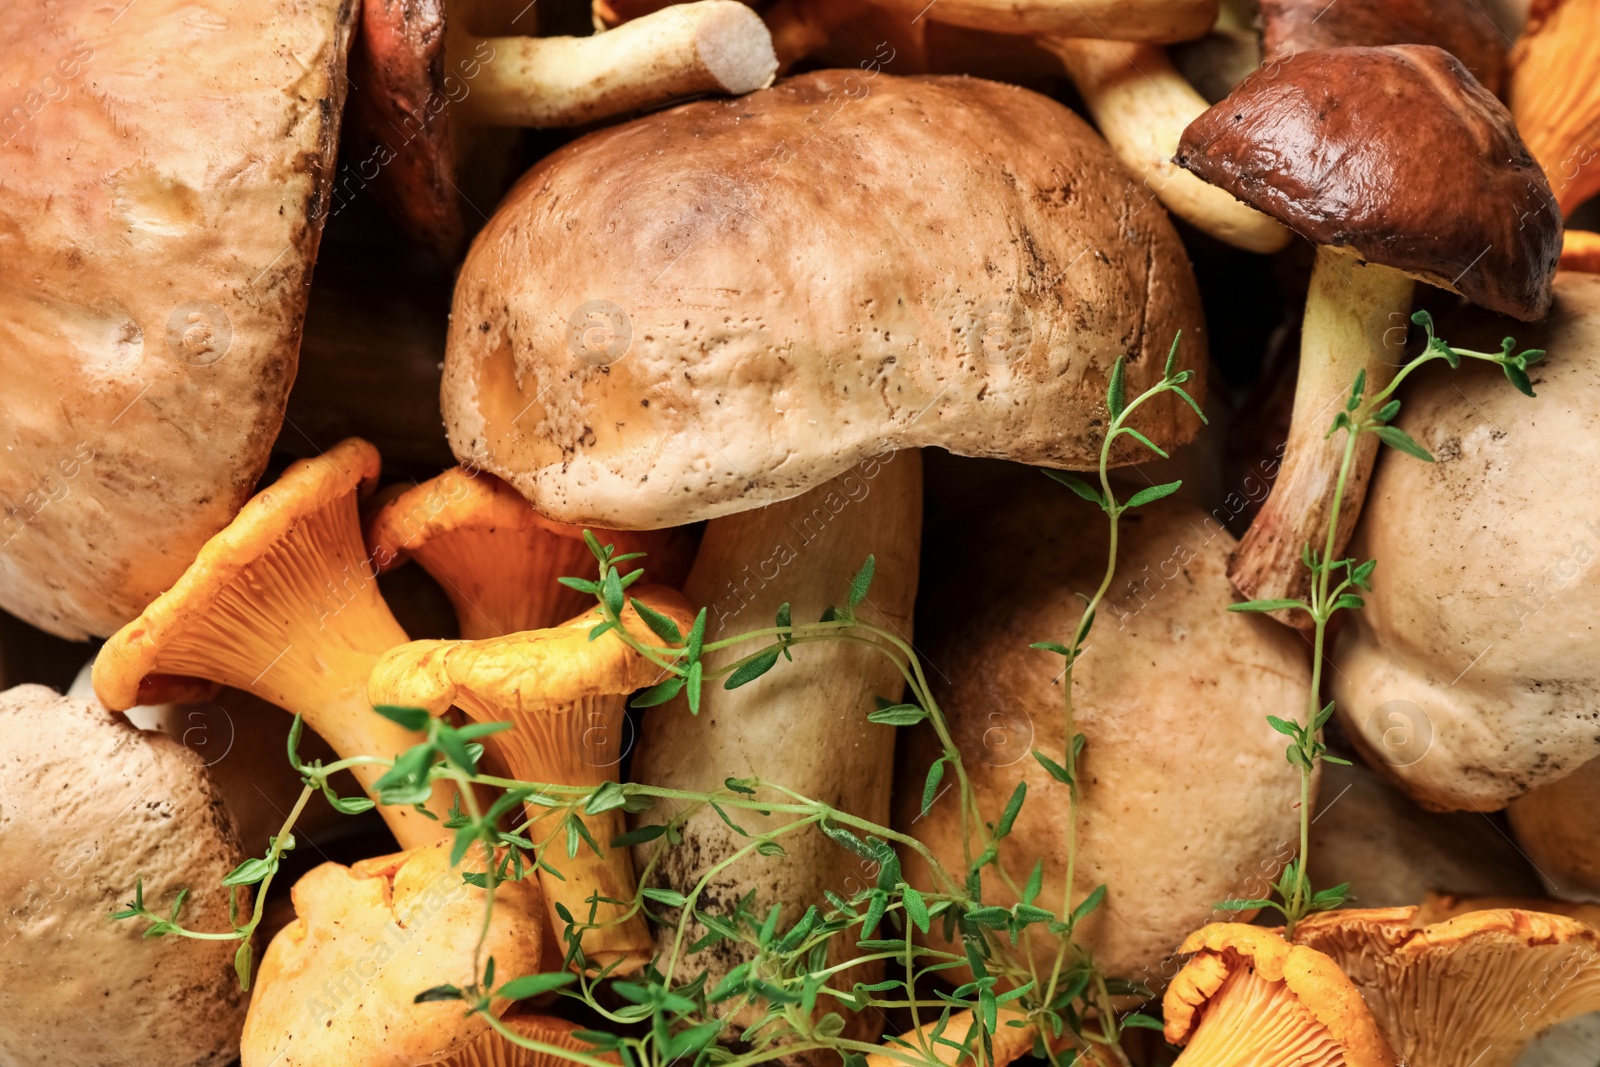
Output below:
[632,453,922,1032]
[455,0,777,128]
[1228,248,1415,615]
[872,0,1218,39]
[762,0,857,72]
[1043,38,1291,254]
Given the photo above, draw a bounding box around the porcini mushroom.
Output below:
[0,0,354,639]
[1296,905,1600,1067]
[366,467,696,640]
[900,490,1309,981]
[1163,923,1399,1064]
[1509,759,1600,902]
[1176,45,1562,612]
[1258,0,1506,92]
[0,685,249,1066]
[92,438,458,847]
[347,0,777,259]
[440,69,1206,1019]
[240,836,546,1067]
[1330,271,1600,811]
[367,588,695,970]
[1507,0,1600,216]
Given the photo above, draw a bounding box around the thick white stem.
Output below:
[1047,38,1290,254]
[458,0,776,128]
[1229,248,1415,616]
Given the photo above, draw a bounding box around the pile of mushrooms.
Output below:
[6,0,1600,1063]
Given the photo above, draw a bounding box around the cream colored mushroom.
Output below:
[0,0,354,639]
[1331,272,1600,811]
[900,490,1309,983]
[0,684,249,1066]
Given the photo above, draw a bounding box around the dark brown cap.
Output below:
[1176,45,1561,321]
[1259,0,1507,94]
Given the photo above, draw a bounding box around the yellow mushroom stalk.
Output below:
[1042,38,1290,254]
[1165,924,1400,1065]
[367,467,696,641]
[369,588,695,971]
[1296,906,1600,1067]
[92,438,457,848]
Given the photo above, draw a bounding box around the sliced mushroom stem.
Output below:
[632,453,922,1031]
[1044,38,1291,254]
[1229,248,1415,616]
[456,0,777,128]
[870,0,1219,40]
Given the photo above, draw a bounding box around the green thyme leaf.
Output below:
[497,973,577,1000]
[724,649,780,690]
[371,704,430,731]
[1107,355,1128,419]
[1374,425,1435,462]
[1043,469,1105,509]
[847,556,876,610]
[1123,480,1183,509]
[630,598,683,643]
[867,703,928,726]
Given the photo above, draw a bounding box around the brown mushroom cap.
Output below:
[1296,906,1600,1067]
[0,0,355,640]
[1163,923,1399,1065]
[1176,45,1561,320]
[241,837,546,1067]
[0,685,249,1066]
[443,70,1206,530]
[1258,0,1507,94]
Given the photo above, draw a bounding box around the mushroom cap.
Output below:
[1176,45,1561,321]
[366,467,698,638]
[92,438,385,711]
[241,836,546,1067]
[1307,759,1544,908]
[368,586,695,721]
[443,70,1207,530]
[1258,0,1507,93]
[1295,906,1600,1066]
[899,490,1309,981]
[1331,271,1600,810]
[1163,923,1399,1064]
[1418,892,1600,929]
[0,685,249,1066]
[0,0,356,639]
[1509,756,1600,902]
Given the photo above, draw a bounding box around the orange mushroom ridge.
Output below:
[368,588,694,971]
[366,466,696,640]
[92,438,458,847]
[1163,923,1400,1066]
[1296,906,1600,1067]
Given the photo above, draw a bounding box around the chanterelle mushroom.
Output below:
[901,491,1309,981]
[0,684,249,1067]
[1176,45,1561,615]
[366,466,696,640]
[348,0,776,259]
[368,588,695,970]
[1507,0,1600,216]
[92,438,459,847]
[0,0,354,639]
[1164,923,1400,1064]
[1296,906,1600,1067]
[241,837,546,1067]
[1330,271,1600,811]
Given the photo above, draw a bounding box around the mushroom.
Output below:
[1295,905,1600,1067]
[438,69,1206,1021]
[1257,0,1506,92]
[449,1013,620,1067]
[900,490,1310,983]
[1330,271,1600,811]
[1562,231,1600,273]
[1418,892,1600,928]
[1176,45,1562,613]
[347,0,777,259]
[1163,923,1400,1064]
[0,684,249,1066]
[240,836,546,1067]
[1507,0,1600,217]
[367,588,695,970]
[92,438,459,847]
[366,467,697,640]
[0,0,354,639]
[1509,760,1600,902]
[1306,759,1544,909]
